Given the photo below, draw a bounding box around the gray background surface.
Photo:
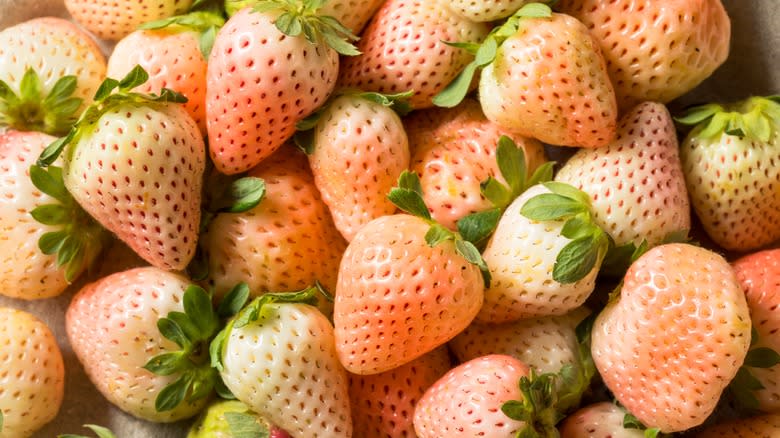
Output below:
[0,0,778,437]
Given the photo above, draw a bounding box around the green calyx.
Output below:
[675,96,780,143]
[622,413,663,438]
[432,2,553,108]
[209,285,324,372]
[58,424,117,438]
[139,11,226,58]
[36,65,188,168]
[0,68,83,136]
[143,284,227,412]
[388,171,492,287]
[728,326,780,412]
[252,0,360,56]
[501,367,571,438]
[520,182,610,284]
[293,89,414,154]
[29,164,108,282]
[188,400,271,438]
[457,136,555,250]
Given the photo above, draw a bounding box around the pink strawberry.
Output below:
[39,67,206,271]
[67,267,214,422]
[678,96,780,251]
[555,102,690,247]
[201,146,346,303]
[405,99,546,230]
[334,172,487,375]
[0,307,64,438]
[349,347,452,438]
[732,249,780,413]
[64,0,193,41]
[227,0,384,34]
[450,307,589,375]
[212,290,353,437]
[447,0,535,22]
[413,354,529,437]
[206,1,357,175]
[559,402,644,438]
[471,4,618,148]
[693,414,780,437]
[0,17,106,134]
[592,243,751,433]
[300,91,410,241]
[107,27,213,133]
[558,0,731,110]
[0,130,105,299]
[338,0,490,110]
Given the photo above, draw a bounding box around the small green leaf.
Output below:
[560,213,592,241]
[155,373,193,412]
[455,239,491,287]
[56,236,80,267]
[200,26,219,58]
[226,177,266,213]
[432,61,478,108]
[623,412,645,430]
[215,376,236,399]
[19,68,42,101]
[184,285,219,340]
[358,90,415,116]
[167,311,202,342]
[501,400,530,422]
[210,328,229,371]
[474,37,498,67]
[516,2,553,18]
[644,429,661,438]
[37,132,75,167]
[744,347,780,368]
[543,181,591,206]
[30,204,70,225]
[275,12,302,36]
[93,78,120,101]
[388,171,431,220]
[425,224,455,247]
[0,79,17,102]
[456,208,502,250]
[553,235,599,284]
[527,162,555,188]
[293,129,316,154]
[44,76,78,103]
[29,165,70,203]
[143,351,187,376]
[441,40,480,54]
[321,31,361,56]
[149,88,189,103]
[674,103,722,126]
[218,283,251,318]
[38,230,68,255]
[729,367,765,411]
[118,65,150,91]
[495,136,526,194]
[698,111,730,139]
[520,193,586,222]
[225,411,270,438]
[481,177,513,208]
[138,17,178,30]
[157,317,192,350]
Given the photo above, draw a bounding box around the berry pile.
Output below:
[1,1,779,437]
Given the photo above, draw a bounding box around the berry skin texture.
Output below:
[413,354,529,438]
[108,29,209,133]
[559,402,643,438]
[64,0,193,41]
[220,303,353,438]
[406,99,546,230]
[447,0,535,22]
[309,94,410,242]
[478,184,599,323]
[0,131,67,299]
[559,0,731,110]
[63,103,205,272]
[348,347,452,438]
[0,17,106,112]
[334,214,484,375]
[680,123,780,252]
[693,414,780,438]
[478,12,617,149]
[450,307,589,375]
[338,0,490,110]
[66,267,209,423]
[319,0,386,34]
[202,147,346,303]
[0,308,64,438]
[592,243,751,433]
[555,102,690,247]
[207,8,339,175]
[733,249,780,413]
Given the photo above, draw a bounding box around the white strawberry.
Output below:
[559,402,645,438]
[0,307,65,438]
[212,289,353,437]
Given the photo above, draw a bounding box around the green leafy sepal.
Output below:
[0,68,83,135]
[675,96,780,143]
